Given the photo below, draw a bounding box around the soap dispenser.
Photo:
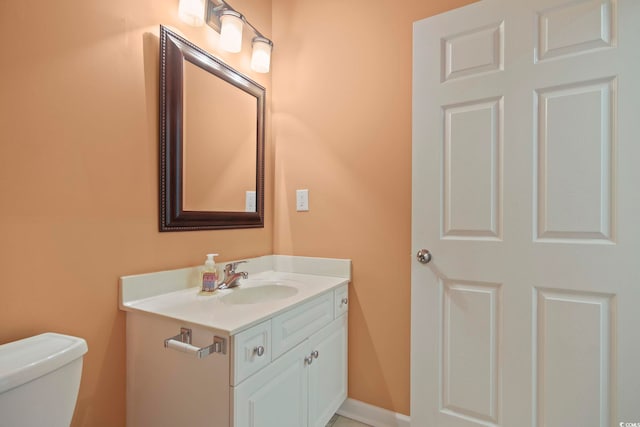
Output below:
[201,253,219,293]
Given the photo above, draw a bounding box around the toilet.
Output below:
[0,332,88,427]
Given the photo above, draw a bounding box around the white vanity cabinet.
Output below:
[233,315,347,427]
[125,283,348,427]
[232,286,348,427]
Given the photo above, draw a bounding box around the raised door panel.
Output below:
[533,289,614,427]
[233,341,309,427]
[534,78,615,242]
[442,97,503,240]
[308,316,348,427]
[442,21,504,82]
[441,281,501,425]
[535,0,616,62]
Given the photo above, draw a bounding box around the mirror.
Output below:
[159,25,265,231]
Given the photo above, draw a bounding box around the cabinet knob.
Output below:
[304,355,314,365]
[312,350,319,359]
[341,297,349,306]
[254,345,265,357]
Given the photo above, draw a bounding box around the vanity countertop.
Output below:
[119,256,351,335]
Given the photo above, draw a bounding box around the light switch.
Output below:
[296,189,309,212]
[245,191,256,212]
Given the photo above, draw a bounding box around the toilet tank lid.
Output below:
[0,332,88,394]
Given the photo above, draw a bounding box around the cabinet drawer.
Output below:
[232,320,271,385]
[271,292,334,359]
[334,285,349,318]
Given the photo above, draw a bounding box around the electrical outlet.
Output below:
[296,189,309,211]
[245,191,256,212]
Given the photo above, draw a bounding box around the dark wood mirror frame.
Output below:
[159,25,265,231]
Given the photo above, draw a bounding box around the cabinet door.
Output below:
[308,315,348,427]
[233,341,309,427]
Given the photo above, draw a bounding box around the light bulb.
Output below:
[251,37,273,73]
[219,10,243,53]
[178,0,205,27]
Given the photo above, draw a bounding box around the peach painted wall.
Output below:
[271,0,477,416]
[0,0,272,426]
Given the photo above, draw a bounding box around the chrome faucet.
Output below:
[217,261,248,290]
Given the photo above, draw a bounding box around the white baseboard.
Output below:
[337,398,411,427]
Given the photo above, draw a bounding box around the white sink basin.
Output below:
[221,284,298,305]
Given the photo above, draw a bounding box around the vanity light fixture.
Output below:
[219,10,243,53]
[177,0,274,73]
[178,0,205,26]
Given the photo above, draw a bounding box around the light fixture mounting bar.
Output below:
[205,0,271,42]
[205,0,226,32]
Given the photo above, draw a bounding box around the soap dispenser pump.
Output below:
[201,253,219,293]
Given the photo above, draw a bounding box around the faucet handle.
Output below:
[224,260,248,274]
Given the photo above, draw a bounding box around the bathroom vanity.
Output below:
[120,256,350,427]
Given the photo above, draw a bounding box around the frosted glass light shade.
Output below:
[251,37,272,73]
[220,11,243,53]
[178,0,205,26]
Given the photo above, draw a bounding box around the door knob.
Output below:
[416,249,432,264]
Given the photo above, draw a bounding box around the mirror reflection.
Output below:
[182,61,257,212]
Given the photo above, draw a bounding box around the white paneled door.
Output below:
[411,0,640,426]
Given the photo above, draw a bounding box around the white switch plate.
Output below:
[296,189,309,211]
[245,191,256,212]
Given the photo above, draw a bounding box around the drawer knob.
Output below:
[341,297,349,306]
[254,345,265,357]
[312,350,319,359]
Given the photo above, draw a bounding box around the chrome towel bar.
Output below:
[164,327,226,358]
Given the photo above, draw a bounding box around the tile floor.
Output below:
[325,414,372,427]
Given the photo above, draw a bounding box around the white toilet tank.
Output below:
[0,332,88,427]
